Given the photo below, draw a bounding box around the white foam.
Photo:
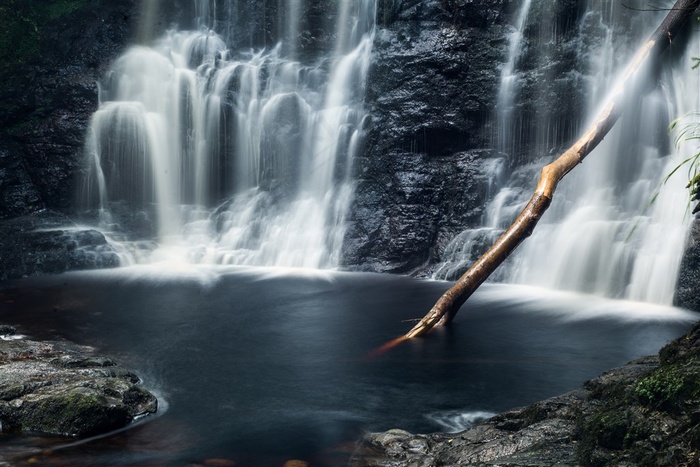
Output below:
[475,284,699,323]
[426,410,496,433]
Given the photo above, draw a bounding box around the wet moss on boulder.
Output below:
[577,322,700,466]
[0,327,157,437]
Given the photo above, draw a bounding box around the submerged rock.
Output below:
[355,322,700,466]
[0,329,156,437]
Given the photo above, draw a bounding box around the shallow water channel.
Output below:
[1,268,696,465]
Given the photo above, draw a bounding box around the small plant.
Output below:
[666,111,700,213]
[634,367,689,409]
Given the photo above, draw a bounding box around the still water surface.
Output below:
[1,267,696,465]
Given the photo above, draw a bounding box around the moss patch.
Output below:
[18,386,129,436]
[576,327,700,466]
[634,366,700,411]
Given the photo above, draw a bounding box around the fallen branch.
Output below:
[399,0,700,342]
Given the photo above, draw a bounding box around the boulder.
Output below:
[0,330,156,437]
[0,211,119,282]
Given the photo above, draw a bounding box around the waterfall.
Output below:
[496,0,532,158]
[82,1,376,268]
[433,0,533,281]
[436,2,697,305]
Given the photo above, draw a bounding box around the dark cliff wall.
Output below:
[0,0,698,303]
[0,1,188,281]
[340,0,601,275]
[0,0,163,219]
[341,0,512,273]
[0,0,359,224]
[676,220,700,311]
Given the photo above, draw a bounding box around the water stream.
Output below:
[82,0,376,269]
[435,2,698,305]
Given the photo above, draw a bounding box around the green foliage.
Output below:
[634,365,700,411]
[666,111,700,214]
[635,367,684,407]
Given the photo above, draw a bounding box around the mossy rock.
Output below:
[9,378,157,437]
[634,366,700,412]
[0,332,157,437]
[14,385,130,436]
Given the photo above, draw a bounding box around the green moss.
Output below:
[634,366,700,411]
[578,409,657,466]
[622,417,653,447]
[577,410,627,467]
[0,383,26,401]
[19,387,128,436]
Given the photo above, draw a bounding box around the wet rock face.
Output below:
[341,0,510,273]
[0,2,187,280]
[0,145,44,219]
[0,211,119,282]
[343,150,504,273]
[0,329,157,437]
[0,1,193,221]
[0,1,135,219]
[675,219,700,311]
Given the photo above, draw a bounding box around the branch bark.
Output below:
[403,0,700,340]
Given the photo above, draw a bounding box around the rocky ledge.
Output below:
[357,321,700,466]
[0,325,156,437]
[0,210,119,282]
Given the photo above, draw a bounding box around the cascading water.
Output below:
[81,0,376,268]
[436,2,698,305]
[496,0,533,159]
[433,0,532,281]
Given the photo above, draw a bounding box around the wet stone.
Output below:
[0,328,157,437]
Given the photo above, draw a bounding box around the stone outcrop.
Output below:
[0,211,119,282]
[342,0,511,274]
[356,321,700,466]
[0,1,186,281]
[0,325,157,438]
[675,219,700,311]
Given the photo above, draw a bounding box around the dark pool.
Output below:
[0,266,696,466]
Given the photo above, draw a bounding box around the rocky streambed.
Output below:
[0,325,156,440]
[356,322,700,466]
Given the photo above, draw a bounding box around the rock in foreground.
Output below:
[357,322,700,466]
[0,326,156,437]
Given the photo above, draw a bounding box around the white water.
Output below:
[496,0,532,158]
[83,1,376,269]
[436,2,697,305]
[427,410,497,433]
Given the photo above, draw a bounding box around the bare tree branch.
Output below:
[378,0,700,350]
